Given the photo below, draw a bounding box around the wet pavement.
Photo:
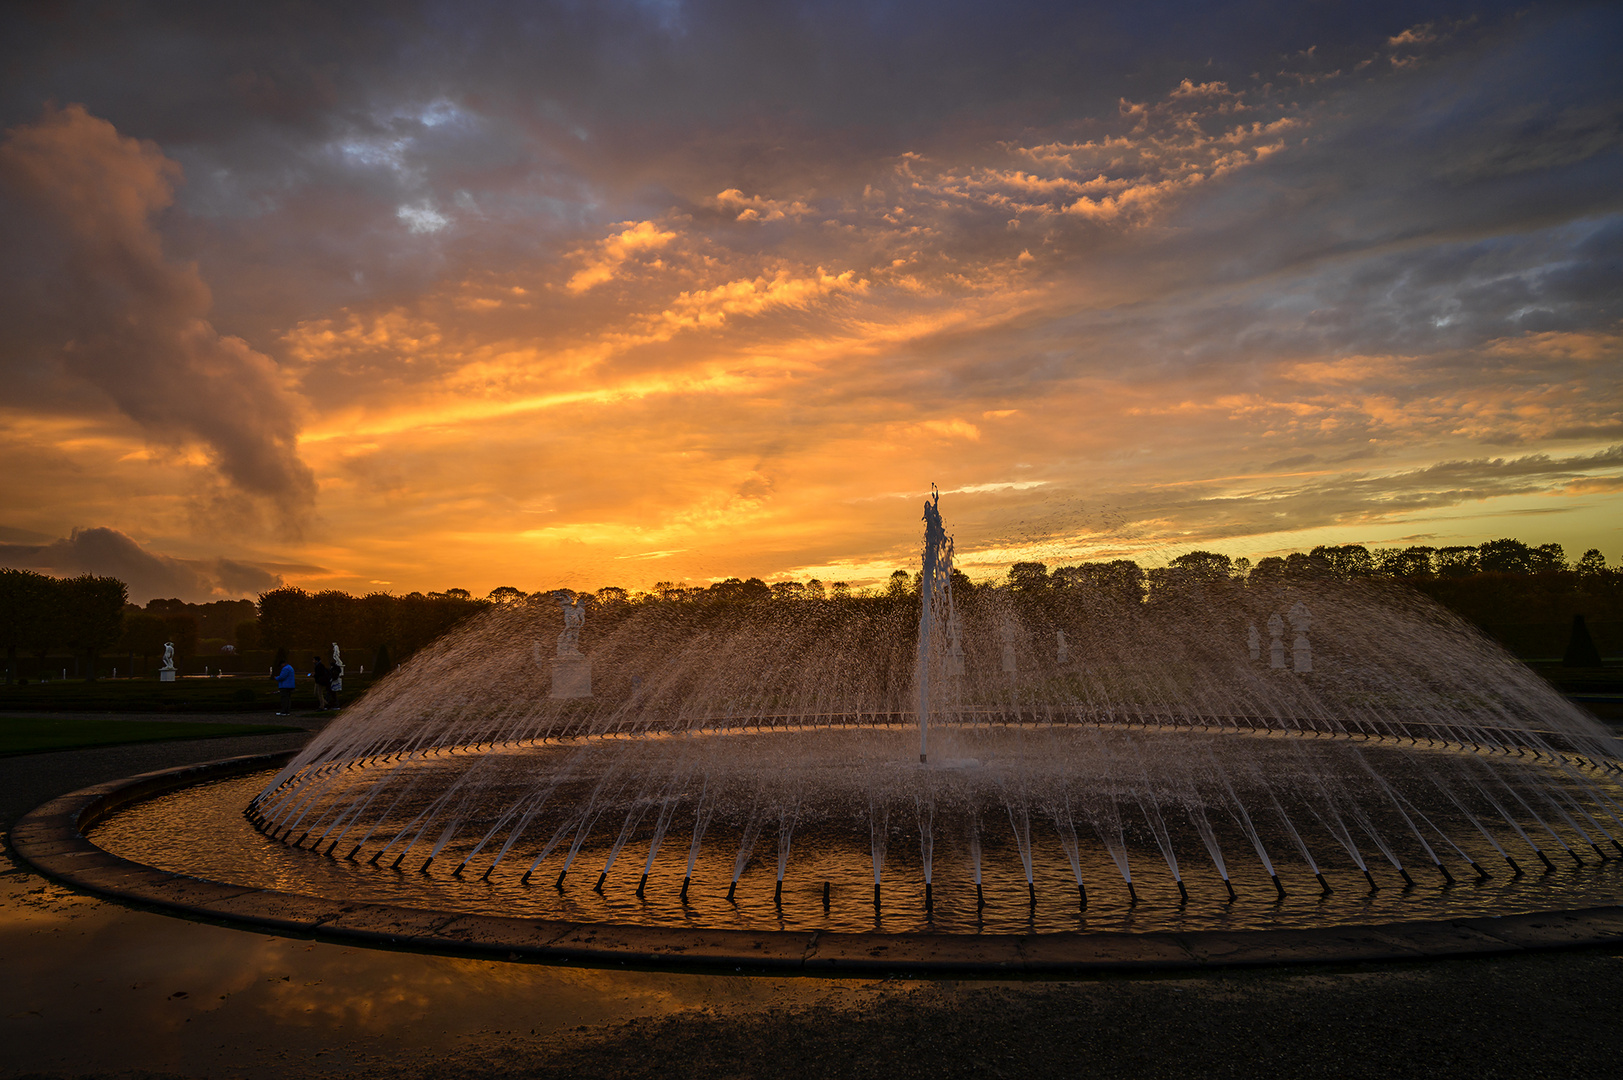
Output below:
[6,718,1623,1079]
[0,720,897,1078]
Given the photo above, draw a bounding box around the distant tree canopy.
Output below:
[0,568,59,683]
[1,535,1617,684]
[0,569,126,683]
[120,613,169,666]
[256,586,488,664]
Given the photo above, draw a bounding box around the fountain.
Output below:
[20,490,1623,968]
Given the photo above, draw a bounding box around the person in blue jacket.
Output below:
[275,658,296,715]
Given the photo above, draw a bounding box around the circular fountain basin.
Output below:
[16,728,1623,973]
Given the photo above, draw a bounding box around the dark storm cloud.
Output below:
[3,0,1530,132]
[0,526,285,604]
[1055,8,1623,371]
[0,105,317,522]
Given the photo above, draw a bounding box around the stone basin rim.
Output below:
[12,750,1623,975]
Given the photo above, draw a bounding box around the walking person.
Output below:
[311,655,331,711]
[275,657,296,715]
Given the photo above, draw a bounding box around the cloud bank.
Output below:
[0,105,315,526]
[0,2,1617,593]
[0,527,285,605]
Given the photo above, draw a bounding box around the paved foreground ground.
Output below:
[5,720,1623,1079]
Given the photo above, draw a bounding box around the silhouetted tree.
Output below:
[1479,538,1535,575]
[257,587,313,653]
[1374,546,1436,577]
[162,612,199,666]
[1054,561,1144,605]
[709,577,772,603]
[120,613,169,676]
[1531,543,1567,574]
[1168,551,1234,581]
[60,574,127,681]
[1311,545,1374,576]
[0,568,57,684]
[1008,561,1051,593]
[1285,552,1325,577]
[1249,556,1288,585]
[1436,546,1481,577]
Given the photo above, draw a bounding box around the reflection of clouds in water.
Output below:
[3,841,898,1080]
[0,866,695,1045]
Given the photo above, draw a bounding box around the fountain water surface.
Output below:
[91,493,1623,936]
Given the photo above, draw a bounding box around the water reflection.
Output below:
[0,854,882,1078]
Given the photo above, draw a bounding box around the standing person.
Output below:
[275,657,296,715]
[311,655,331,710]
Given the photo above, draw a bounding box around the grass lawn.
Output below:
[0,675,373,714]
[0,715,306,756]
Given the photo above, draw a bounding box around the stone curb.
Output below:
[12,752,1623,975]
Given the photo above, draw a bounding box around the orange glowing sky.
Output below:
[0,2,1619,602]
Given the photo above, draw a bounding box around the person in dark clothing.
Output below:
[311,656,332,710]
[275,660,296,714]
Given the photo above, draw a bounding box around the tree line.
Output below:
[0,569,127,683]
[2,537,1616,684]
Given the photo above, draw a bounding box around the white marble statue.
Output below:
[551,592,592,698]
[556,594,586,657]
[160,642,176,671]
[1267,613,1286,669]
[1289,601,1313,673]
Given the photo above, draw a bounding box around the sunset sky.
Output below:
[1,1,1619,603]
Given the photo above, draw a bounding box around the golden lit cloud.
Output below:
[565,220,680,293]
[3,6,1620,600]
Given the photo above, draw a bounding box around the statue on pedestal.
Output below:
[1247,623,1262,662]
[550,593,592,698]
[1289,601,1313,673]
[160,641,177,682]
